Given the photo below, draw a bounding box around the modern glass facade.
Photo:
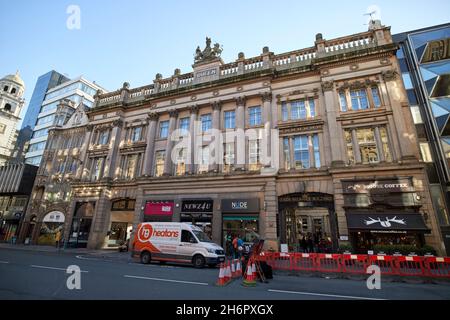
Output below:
[12,71,69,163]
[394,23,450,255]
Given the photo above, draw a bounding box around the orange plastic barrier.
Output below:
[316,253,342,273]
[424,257,450,278]
[341,254,369,274]
[291,253,317,272]
[369,255,398,275]
[396,256,425,277]
[270,253,293,271]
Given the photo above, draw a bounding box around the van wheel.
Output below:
[193,255,205,268]
[140,251,151,264]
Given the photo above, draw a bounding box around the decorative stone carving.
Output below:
[238,52,245,60]
[112,119,124,128]
[194,37,223,64]
[169,110,178,118]
[190,105,199,114]
[321,81,334,92]
[235,96,246,106]
[212,101,222,110]
[122,82,130,90]
[155,73,163,80]
[174,68,181,76]
[382,70,398,81]
[148,112,159,121]
[261,92,273,102]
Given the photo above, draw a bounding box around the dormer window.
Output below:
[3,86,8,92]
[11,88,16,94]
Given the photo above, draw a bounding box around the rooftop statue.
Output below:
[194,37,222,64]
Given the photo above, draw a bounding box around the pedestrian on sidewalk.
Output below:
[55,230,61,249]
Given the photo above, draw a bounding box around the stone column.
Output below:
[235,96,246,170]
[263,179,279,251]
[188,105,199,174]
[210,101,221,172]
[163,110,178,175]
[104,119,123,179]
[87,191,111,249]
[351,129,362,164]
[374,126,385,162]
[261,92,273,169]
[129,187,144,253]
[142,113,159,176]
[322,81,345,167]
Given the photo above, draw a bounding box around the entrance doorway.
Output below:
[68,202,95,248]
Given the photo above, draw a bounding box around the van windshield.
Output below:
[192,230,212,243]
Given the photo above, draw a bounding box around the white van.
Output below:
[132,222,226,268]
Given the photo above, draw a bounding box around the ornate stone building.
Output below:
[20,21,446,255]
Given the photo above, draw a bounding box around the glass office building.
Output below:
[12,71,69,163]
[394,23,450,255]
[24,77,105,166]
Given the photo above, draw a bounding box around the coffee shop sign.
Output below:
[346,181,409,193]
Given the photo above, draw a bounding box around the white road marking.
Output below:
[0,261,9,264]
[75,255,102,261]
[268,289,386,300]
[124,275,208,286]
[30,265,89,273]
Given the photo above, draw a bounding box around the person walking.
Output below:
[301,236,307,253]
[307,235,314,253]
[55,230,62,249]
[237,236,244,259]
[232,235,239,259]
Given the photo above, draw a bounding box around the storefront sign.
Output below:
[342,179,413,194]
[221,199,260,213]
[181,199,213,213]
[346,213,429,232]
[339,235,349,241]
[111,199,135,211]
[43,211,65,223]
[144,201,174,216]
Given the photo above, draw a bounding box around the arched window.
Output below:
[11,88,16,94]
[3,86,8,92]
[4,103,12,111]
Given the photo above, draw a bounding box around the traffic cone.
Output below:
[231,259,237,278]
[224,260,232,283]
[215,263,227,286]
[242,262,256,287]
[235,259,242,277]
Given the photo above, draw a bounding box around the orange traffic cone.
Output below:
[224,261,232,283]
[235,259,242,277]
[215,263,227,286]
[231,259,237,278]
[242,261,256,287]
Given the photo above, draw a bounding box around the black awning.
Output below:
[346,213,430,232]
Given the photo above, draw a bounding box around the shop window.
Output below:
[154,150,165,177]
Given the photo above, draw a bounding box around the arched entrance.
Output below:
[278,193,338,252]
[68,202,95,248]
[37,211,65,245]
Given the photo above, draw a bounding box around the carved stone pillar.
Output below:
[163,110,178,175]
[188,105,198,174]
[104,119,123,178]
[235,96,246,170]
[210,101,222,172]
[143,113,159,176]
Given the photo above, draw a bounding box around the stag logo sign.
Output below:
[364,216,406,228]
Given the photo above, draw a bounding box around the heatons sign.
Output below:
[137,223,180,243]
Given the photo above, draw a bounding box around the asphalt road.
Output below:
[0,248,449,300]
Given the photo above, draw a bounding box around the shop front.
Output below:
[221,198,260,256]
[37,211,65,245]
[278,193,337,252]
[0,211,22,242]
[144,201,174,222]
[342,178,429,253]
[180,199,213,238]
[107,198,135,247]
[68,201,95,248]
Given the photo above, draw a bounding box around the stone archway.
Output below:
[278,192,338,252]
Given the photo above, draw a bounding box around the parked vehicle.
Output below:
[132,222,225,268]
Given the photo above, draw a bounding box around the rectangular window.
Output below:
[248,106,262,126]
[159,121,169,138]
[293,135,310,169]
[339,92,348,112]
[308,98,316,118]
[154,151,165,176]
[36,114,55,126]
[420,142,433,162]
[356,128,379,164]
[249,140,261,171]
[32,128,49,139]
[28,141,47,153]
[175,148,187,176]
[198,146,209,173]
[410,106,423,124]
[223,143,235,172]
[283,137,290,170]
[313,134,320,168]
[379,127,392,162]
[130,127,142,142]
[402,73,413,89]
[344,130,355,164]
[92,157,105,181]
[281,102,288,121]
[98,130,109,145]
[123,154,139,179]
[201,114,212,132]
[350,89,369,110]
[224,111,236,129]
[291,100,306,120]
[179,117,190,134]
[371,87,382,108]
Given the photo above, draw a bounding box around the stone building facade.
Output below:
[21,21,446,255]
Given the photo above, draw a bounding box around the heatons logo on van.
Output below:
[137,224,180,243]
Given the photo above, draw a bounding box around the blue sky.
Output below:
[1,0,449,125]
